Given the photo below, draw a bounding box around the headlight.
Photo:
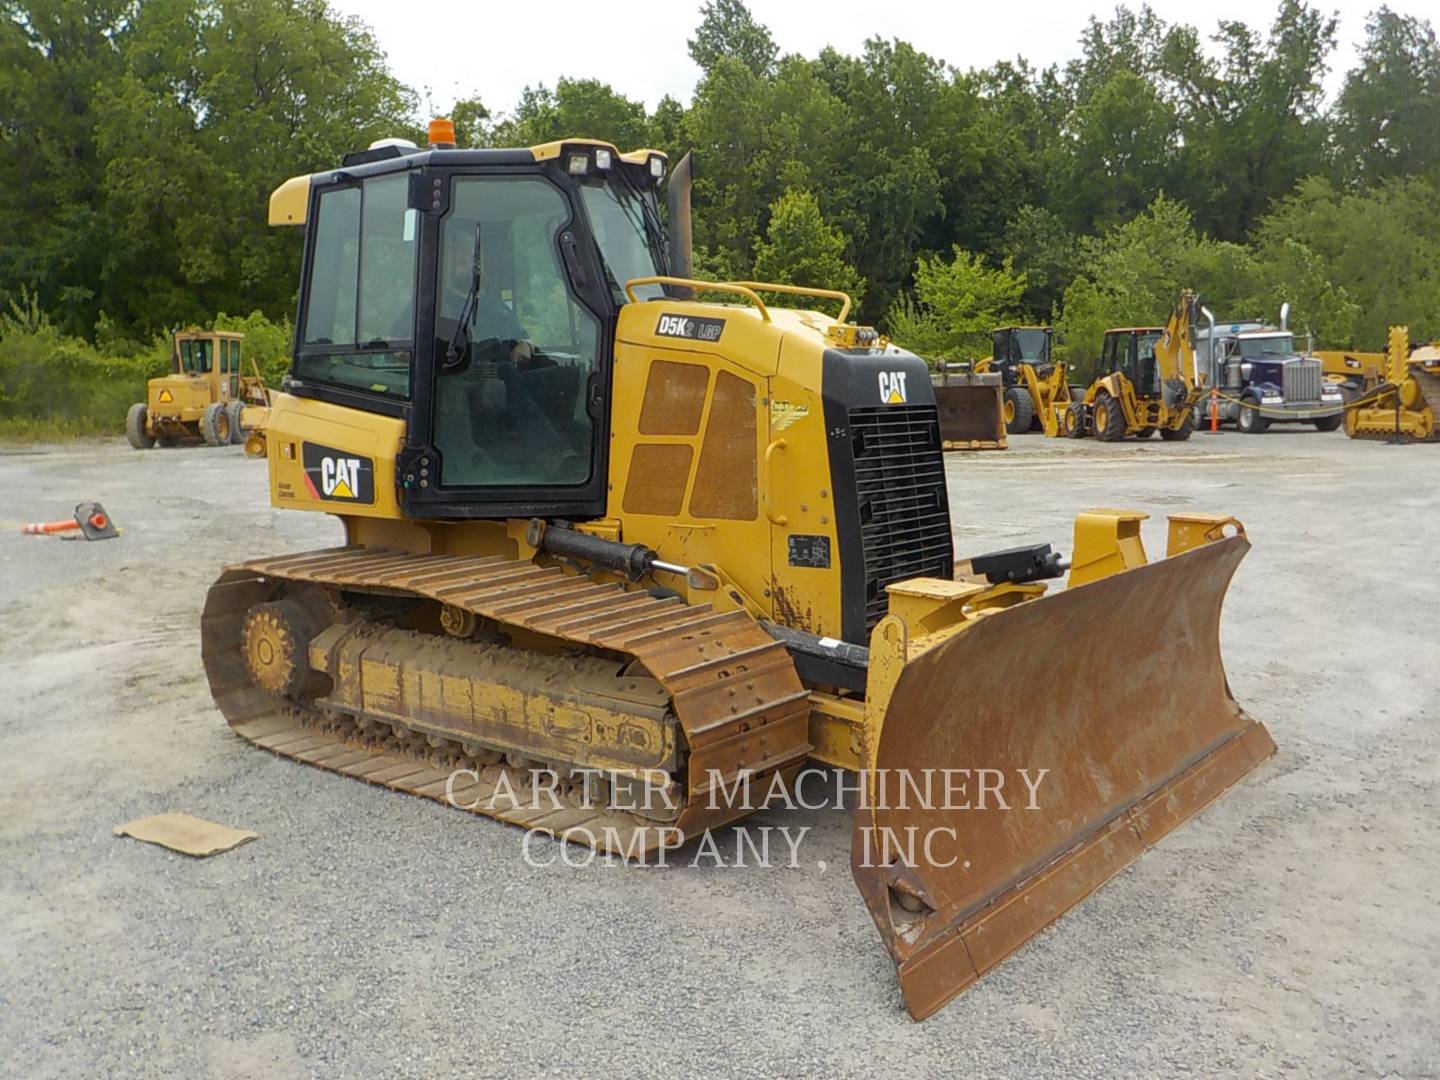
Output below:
[566,153,588,175]
[594,148,612,170]
[649,156,665,179]
[1261,395,1282,404]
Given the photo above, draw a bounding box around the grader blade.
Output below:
[851,535,1274,1020]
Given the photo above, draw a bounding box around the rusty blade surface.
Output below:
[851,535,1275,1020]
[934,384,1006,449]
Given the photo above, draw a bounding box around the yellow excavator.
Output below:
[1345,326,1439,442]
[201,122,1274,1020]
[1065,291,1204,441]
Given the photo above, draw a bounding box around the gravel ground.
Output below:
[0,431,1435,1079]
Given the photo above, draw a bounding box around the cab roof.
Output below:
[268,137,667,227]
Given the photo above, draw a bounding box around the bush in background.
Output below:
[0,295,291,440]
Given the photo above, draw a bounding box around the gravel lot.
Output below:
[1,431,1436,1079]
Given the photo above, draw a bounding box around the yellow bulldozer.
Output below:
[1346,326,1440,442]
[1065,291,1204,441]
[201,123,1274,1019]
[127,329,270,448]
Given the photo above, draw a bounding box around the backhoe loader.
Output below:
[201,123,1274,1020]
[1065,291,1204,441]
[1346,326,1439,442]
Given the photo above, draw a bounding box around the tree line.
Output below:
[2,0,1438,367]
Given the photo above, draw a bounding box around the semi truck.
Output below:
[1192,304,1345,433]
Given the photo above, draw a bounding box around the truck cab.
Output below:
[1192,316,1344,433]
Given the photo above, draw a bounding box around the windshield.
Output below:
[580,179,665,305]
[179,339,212,374]
[1238,334,1295,359]
[1011,329,1050,364]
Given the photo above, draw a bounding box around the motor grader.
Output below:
[1346,326,1439,442]
[1064,291,1203,441]
[202,123,1274,1020]
[127,330,270,448]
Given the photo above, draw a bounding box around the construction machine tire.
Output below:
[1236,399,1269,434]
[201,401,232,446]
[852,533,1274,1020]
[1312,414,1342,432]
[1160,414,1195,441]
[1135,426,1157,439]
[1063,402,1086,438]
[1092,392,1125,442]
[226,400,247,444]
[1002,388,1034,435]
[126,403,154,450]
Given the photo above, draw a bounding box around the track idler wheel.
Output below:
[241,598,327,698]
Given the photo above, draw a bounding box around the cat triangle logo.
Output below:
[878,370,908,404]
[330,477,355,499]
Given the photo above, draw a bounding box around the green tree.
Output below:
[1332,8,1440,187]
[688,0,777,77]
[751,189,865,308]
[886,248,1026,362]
[488,78,651,150]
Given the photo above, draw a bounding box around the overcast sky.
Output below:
[330,0,1419,120]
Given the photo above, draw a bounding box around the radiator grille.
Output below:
[1283,358,1322,403]
[847,404,953,630]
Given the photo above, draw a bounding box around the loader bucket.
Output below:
[934,381,1007,450]
[851,534,1274,1020]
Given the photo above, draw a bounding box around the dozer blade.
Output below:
[934,383,1007,450]
[851,534,1274,1020]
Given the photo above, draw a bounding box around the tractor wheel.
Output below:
[1135,426,1157,440]
[201,401,231,446]
[1093,392,1126,442]
[1236,399,1269,434]
[125,403,154,450]
[1312,414,1343,432]
[1003,388,1034,435]
[226,400,246,444]
[1063,402,1086,438]
[1160,414,1195,441]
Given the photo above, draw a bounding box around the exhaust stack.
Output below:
[665,152,694,298]
[1280,302,1290,331]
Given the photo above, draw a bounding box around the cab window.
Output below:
[296,174,417,400]
[180,339,212,374]
[432,176,600,489]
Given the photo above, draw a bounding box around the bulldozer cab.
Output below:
[285,139,669,519]
[990,326,1052,383]
[172,330,245,401]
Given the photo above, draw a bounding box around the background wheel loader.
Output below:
[127,329,270,449]
[201,123,1274,1020]
[1066,291,1204,442]
[974,325,1076,436]
[1345,326,1440,442]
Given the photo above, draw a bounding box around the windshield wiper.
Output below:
[444,223,483,368]
[614,170,669,280]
